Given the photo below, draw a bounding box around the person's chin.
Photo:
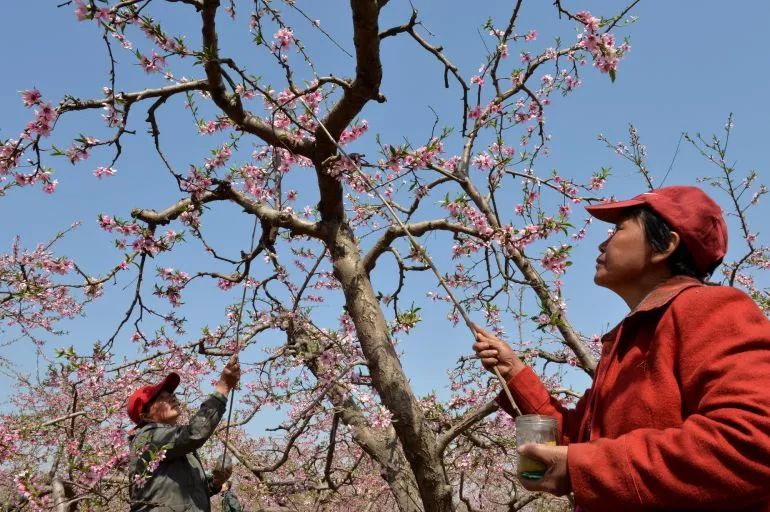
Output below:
[593,270,608,287]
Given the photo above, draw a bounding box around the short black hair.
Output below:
[624,206,705,281]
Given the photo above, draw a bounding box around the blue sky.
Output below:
[1,1,768,422]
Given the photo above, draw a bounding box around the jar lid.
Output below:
[514,414,557,425]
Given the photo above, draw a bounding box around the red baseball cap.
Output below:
[585,186,728,275]
[127,372,181,424]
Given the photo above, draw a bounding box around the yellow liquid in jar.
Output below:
[518,440,556,479]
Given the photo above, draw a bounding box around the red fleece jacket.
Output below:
[498,276,770,511]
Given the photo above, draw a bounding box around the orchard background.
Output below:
[1,1,768,511]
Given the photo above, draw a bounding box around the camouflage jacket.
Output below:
[128,392,227,512]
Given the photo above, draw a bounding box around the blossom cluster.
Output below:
[576,10,630,76]
[0,236,82,334]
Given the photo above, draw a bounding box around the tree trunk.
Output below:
[51,478,70,512]
[329,229,455,512]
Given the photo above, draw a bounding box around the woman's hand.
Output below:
[471,323,526,381]
[517,444,571,496]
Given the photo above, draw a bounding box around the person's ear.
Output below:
[140,402,155,423]
[650,231,680,264]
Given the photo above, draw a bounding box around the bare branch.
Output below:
[385,14,470,135]
[489,0,525,96]
[200,0,313,158]
[363,219,480,273]
[58,80,209,113]
[317,0,384,145]
[130,182,320,238]
[41,411,89,428]
[437,400,498,454]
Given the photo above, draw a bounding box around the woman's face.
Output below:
[144,390,181,425]
[594,214,656,293]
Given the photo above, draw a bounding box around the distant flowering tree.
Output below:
[1,1,766,511]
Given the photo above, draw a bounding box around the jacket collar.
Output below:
[627,275,703,317]
[601,275,703,344]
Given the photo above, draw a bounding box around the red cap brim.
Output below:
[158,372,181,394]
[127,372,181,424]
[585,198,645,223]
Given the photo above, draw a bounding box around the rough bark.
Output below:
[51,478,69,512]
[328,230,454,512]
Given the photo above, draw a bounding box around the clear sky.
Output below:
[1,1,768,423]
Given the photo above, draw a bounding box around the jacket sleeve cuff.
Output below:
[568,439,641,511]
[495,366,555,417]
[210,391,228,406]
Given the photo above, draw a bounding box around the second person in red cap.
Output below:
[126,355,241,512]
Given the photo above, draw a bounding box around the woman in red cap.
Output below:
[473,186,770,511]
[126,355,240,512]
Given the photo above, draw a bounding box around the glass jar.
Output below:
[515,414,558,479]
